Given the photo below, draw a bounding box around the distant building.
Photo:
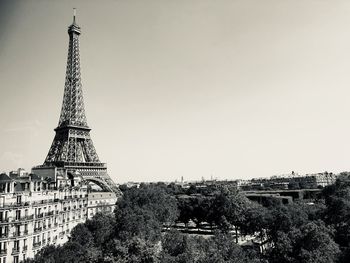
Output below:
[237,172,337,191]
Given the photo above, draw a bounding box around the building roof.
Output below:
[0,173,12,182]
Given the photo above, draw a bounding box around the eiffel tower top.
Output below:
[57,8,87,130]
[68,8,81,35]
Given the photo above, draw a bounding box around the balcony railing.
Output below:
[0,249,7,255]
[33,242,41,248]
[34,227,42,233]
[0,202,30,209]
[11,248,20,255]
[37,213,44,218]
[0,233,9,239]
[21,215,34,221]
[0,218,10,224]
[47,211,54,216]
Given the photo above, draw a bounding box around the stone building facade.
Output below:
[0,168,117,263]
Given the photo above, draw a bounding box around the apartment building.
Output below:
[0,168,117,263]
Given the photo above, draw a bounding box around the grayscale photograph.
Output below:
[0,0,349,262]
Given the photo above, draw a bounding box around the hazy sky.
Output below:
[2,0,350,183]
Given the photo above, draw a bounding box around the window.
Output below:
[13,256,19,263]
[0,242,6,253]
[15,210,21,220]
[13,240,19,250]
[16,196,21,204]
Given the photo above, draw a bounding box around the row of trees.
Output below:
[26,175,350,263]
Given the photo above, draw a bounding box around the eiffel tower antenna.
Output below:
[73,8,76,23]
[42,13,120,194]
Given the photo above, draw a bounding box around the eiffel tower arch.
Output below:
[35,14,120,194]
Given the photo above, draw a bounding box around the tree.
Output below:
[322,175,350,247]
[115,184,179,241]
[85,212,116,246]
[212,190,251,243]
[266,221,339,263]
[69,223,94,247]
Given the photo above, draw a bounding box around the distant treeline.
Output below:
[25,175,350,263]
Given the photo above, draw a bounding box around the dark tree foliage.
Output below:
[322,175,350,246]
[115,184,179,241]
[160,230,263,263]
[266,221,339,263]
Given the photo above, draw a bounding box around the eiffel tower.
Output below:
[43,11,119,193]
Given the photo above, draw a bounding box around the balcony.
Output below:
[0,202,30,209]
[14,201,30,207]
[0,233,9,239]
[33,242,41,248]
[0,218,10,224]
[37,213,44,218]
[12,232,20,237]
[34,227,42,233]
[11,248,20,255]
[0,249,7,255]
[47,211,54,216]
[21,215,34,221]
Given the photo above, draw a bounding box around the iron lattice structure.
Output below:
[44,16,119,193]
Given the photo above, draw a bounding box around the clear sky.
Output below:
[1,0,350,183]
